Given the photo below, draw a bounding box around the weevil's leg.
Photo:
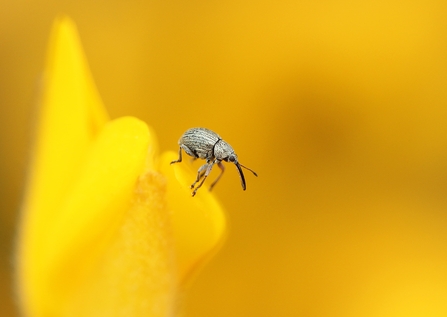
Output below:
[209,161,225,191]
[197,167,206,181]
[192,160,216,196]
[171,145,197,164]
[170,147,183,164]
[181,144,197,158]
[191,163,209,189]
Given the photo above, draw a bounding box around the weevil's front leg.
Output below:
[209,161,224,191]
[191,163,209,189]
[196,166,206,182]
[192,160,216,196]
[170,147,183,164]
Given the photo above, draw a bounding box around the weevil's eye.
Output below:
[229,155,236,162]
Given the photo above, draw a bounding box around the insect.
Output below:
[171,127,258,196]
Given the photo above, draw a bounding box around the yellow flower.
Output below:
[16,16,225,317]
[2,2,447,317]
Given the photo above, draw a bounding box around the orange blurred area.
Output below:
[2,1,447,316]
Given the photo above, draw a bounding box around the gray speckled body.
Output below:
[179,127,227,161]
[171,127,257,196]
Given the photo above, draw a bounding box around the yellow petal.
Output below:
[43,116,152,304]
[159,152,226,285]
[17,16,109,316]
[56,118,174,317]
[17,15,226,317]
[16,16,162,316]
[32,15,109,210]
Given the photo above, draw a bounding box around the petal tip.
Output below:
[159,151,227,284]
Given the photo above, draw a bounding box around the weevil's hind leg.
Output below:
[171,145,197,165]
[181,144,197,158]
[170,147,183,164]
[191,163,209,189]
[209,161,225,191]
[192,160,216,196]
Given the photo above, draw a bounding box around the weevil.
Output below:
[170,127,258,196]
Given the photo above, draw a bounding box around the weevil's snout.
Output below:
[235,162,246,190]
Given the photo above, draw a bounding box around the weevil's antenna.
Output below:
[239,163,258,177]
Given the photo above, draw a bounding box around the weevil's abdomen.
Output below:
[179,127,221,160]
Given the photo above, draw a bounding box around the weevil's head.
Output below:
[215,140,257,191]
[214,140,236,162]
[225,153,238,164]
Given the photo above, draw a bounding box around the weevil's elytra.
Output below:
[170,127,258,197]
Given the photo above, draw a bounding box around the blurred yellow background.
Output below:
[2,1,447,316]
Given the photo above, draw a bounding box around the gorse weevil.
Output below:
[171,127,258,196]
